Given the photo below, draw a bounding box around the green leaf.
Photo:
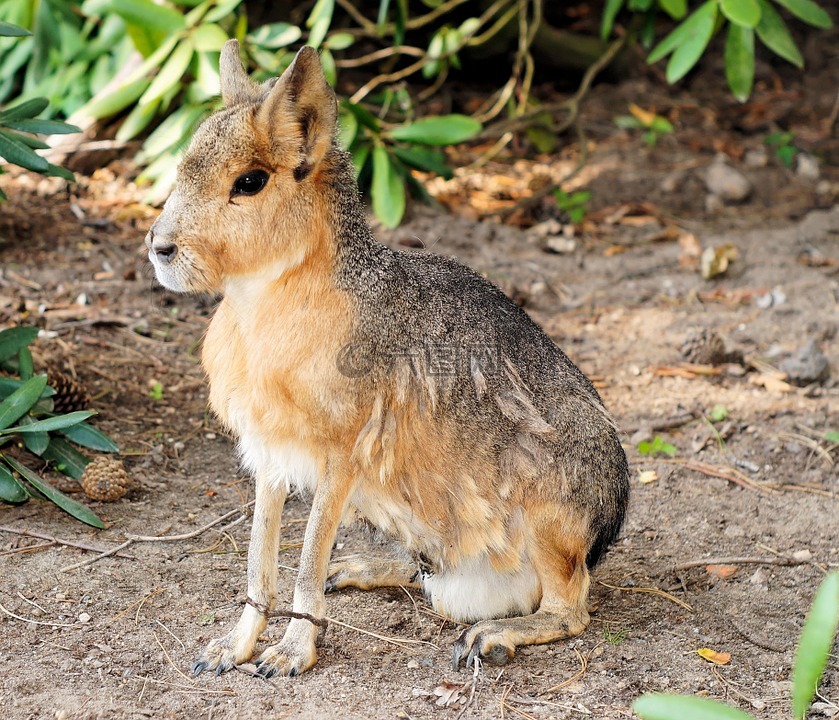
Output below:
[0,375,47,431]
[825,430,839,444]
[138,104,206,161]
[0,98,49,122]
[1,411,96,436]
[41,437,90,480]
[192,22,228,52]
[204,0,244,23]
[350,141,371,180]
[324,32,354,50]
[387,115,481,146]
[105,0,186,32]
[4,454,105,528]
[60,422,119,453]
[392,146,452,178]
[773,0,833,28]
[725,24,755,101]
[46,163,75,182]
[0,461,28,503]
[792,572,839,719]
[756,0,803,66]
[634,694,757,720]
[247,22,302,49]
[343,101,381,132]
[2,118,81,135]
[139,37,194,106]
[721,0,762,27]
[0,21,31,37]
[659,0,688,19]
[82,78,150,120]
[306,0,335,48]
[115,98,160,142]
[664,2,719,83]
[371,144,406,229]
[338,107,358,151]
[18,414,49,455]
[0,326,38,363]
[648,1,714,63]
[601,0,627,38]
[0,129,49,172]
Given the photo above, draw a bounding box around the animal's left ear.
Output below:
[257,46,338,182]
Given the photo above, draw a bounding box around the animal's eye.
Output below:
[231,170,269,197]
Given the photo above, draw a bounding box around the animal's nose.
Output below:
[146,230,178,264]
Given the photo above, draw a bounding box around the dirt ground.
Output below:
[1,46,838,720]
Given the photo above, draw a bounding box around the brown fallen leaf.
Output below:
[701,244,738,280]
[604,245,628,256]
[697,647,731,665]
[638,470,659,484]
[433,681,466,707]
[706,564,739,579]
[629,103,658,127]
[749,371,793,393]
[654,363,722,379]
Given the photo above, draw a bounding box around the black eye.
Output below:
[231,170,269,197]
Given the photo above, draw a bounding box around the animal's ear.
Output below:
[257,46,338,182]
[219,40,261,106]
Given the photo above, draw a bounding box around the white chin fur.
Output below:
[150,257,189,293]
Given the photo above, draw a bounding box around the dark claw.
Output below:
[324,576,337,594]
[257,663,277,679]
[288,666,298,677]
[451,632,470,670]
[214,664,225,676]
[191,660,208,677]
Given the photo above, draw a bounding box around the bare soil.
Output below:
[1,54,838,720]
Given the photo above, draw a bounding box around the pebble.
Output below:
[78,612,91,623]
[407,659,419,669]
[543,236,577,254]
[660,169,686,193]
[703,158,752,202]
[743,147,769,168]
[779,337,830,385]
[796,153,820,181]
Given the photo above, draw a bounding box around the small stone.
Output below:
[744,147,769,168]
[792,549,812,561]
[779,338,830,386]
[78,612,91,623]
[527,219,563,240]
[407,659,419,669]
[749,568,768,586]
[543,236,577,254]
[795,154,820,181]
[703,159,752,203]
[660,170,686,193]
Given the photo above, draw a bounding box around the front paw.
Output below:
[254,621,318,677]
[192,632,253,676]
[452,622,516,670]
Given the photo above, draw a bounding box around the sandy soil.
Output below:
[1,53,838,720]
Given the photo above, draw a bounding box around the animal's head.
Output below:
[146,41,339,294]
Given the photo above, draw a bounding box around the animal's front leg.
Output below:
[255,468,353,677]
[192,473,287,676]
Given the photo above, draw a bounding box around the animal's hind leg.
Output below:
[451,507,591,669]
[325,554,420,592]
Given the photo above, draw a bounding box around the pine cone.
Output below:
[81,457,130,502]
[48,368,90,414]
[680,329,726,365]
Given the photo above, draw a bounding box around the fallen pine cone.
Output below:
[81,456,130,502]
[48,367,90,414]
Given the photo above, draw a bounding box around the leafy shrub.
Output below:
[0,327,119,527]
[602,0,834,101]
[0,19,78,200]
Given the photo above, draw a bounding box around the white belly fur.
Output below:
[237,431,319,494]
[422,554,541,623]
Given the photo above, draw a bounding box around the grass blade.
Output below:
[0,375,48,431]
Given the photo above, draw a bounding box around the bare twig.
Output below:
[126,501,253,542]
[326,616,438,650]
[0,600,79,628]
[674,556,814,571]
[597,580,693,611]
[0,526,135,558]
[60,539,135,573]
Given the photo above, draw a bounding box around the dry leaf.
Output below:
[679,232,702,258]
[433,681,466,707]
[706,564,739,579]
[697,647,731,665]
[638,469,659,484]
[701,244,738,280]
[629,103,658,127]
[749,371,792,393]
[604,245,628,256]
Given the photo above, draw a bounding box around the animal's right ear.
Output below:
[219,40,260,106]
